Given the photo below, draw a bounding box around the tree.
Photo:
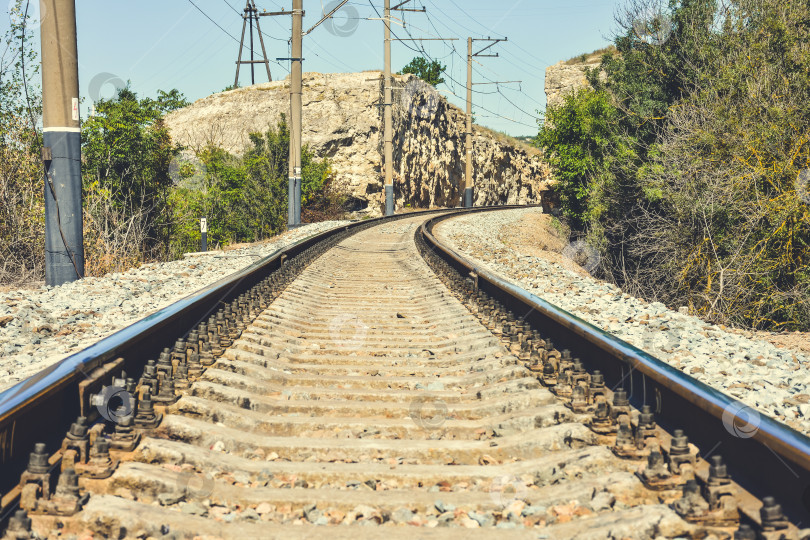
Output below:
[400,57,445,86]
[631,0,810,329]
[155,89,190,113]
[537,88,618,231]
[81,87,181,273]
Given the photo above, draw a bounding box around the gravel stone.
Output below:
[436,208,810,436]
[521,505,546,517]
[158,492,183,506]
[434,500,455,514]
[589,491,615,512]
[303,503,323,524]
[391,507,416,524]
[0,221,349,395]
[179,502,207,516]
[468,510,495,527]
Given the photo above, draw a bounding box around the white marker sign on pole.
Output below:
[200,218,208,233]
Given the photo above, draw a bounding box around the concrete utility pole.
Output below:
[40,0,84,285]
[375,1,442,215]
[465,37,473,208]
[256,4,300,225]
[465,37,507,208]
[288,0,303,226]
[383,0,394,216]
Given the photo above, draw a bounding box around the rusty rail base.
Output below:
[420,210,810,526]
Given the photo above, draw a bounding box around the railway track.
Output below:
[1,209,808,539]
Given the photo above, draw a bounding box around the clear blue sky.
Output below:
[5,0,623,137]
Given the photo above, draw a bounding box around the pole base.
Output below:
[43,130,84,286]
[288,177,302,227]
[464,187,473,208]
[385,185,394,216]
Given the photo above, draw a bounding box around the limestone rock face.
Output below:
[392,77,551,210]
[544,56,602,109]
[164,71,551,216]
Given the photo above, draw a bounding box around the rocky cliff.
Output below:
[391,77,550,208]
[164,72,551,216]
[544,49,609,109]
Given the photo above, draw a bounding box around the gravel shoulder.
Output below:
[0,221,349,394]
[435,208,810,436]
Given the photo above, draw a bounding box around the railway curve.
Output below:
[0,207,806,539]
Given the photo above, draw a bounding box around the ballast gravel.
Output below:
[436,208,810,436]
[0,221,349,394]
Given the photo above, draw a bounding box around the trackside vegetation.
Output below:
[538,0,810,330]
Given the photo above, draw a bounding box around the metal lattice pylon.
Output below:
[234,0,272,87]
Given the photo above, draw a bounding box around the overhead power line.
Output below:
[186,0,288,79]
[385,5,539,127]
[304,0,351,36]
[222,0,242,15]
[420,1,548,108]
[187,0,240,44]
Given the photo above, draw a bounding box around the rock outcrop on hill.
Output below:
[392,77,550,209]
[164,72,551,215]
[544,50,609,109]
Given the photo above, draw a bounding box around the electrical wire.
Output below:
[383,6,497,96]
[139,23,223,89]
[303,39,360,73]
[222,0,242,15]
[467,64,543,121]
[470,63,545,112]
[495,86,541,121]
[415,2,461,96]
[422,1,549,105]
[499,83,544,109]
[254,1,296,42]
[421,3,545,118]
[187,0,241,44]
[294,0,366,73]
[441,85,539,129]
[372,1,538,128]
[442,0,501,38]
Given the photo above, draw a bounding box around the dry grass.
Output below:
[564,46,617,65]
[476,125,542,156]
[0,116,45,285]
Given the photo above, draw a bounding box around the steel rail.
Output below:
[420,210,810,525]
[0,220,354,503]
[0,206,526,508]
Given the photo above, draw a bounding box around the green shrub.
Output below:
[169,116,334,256]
